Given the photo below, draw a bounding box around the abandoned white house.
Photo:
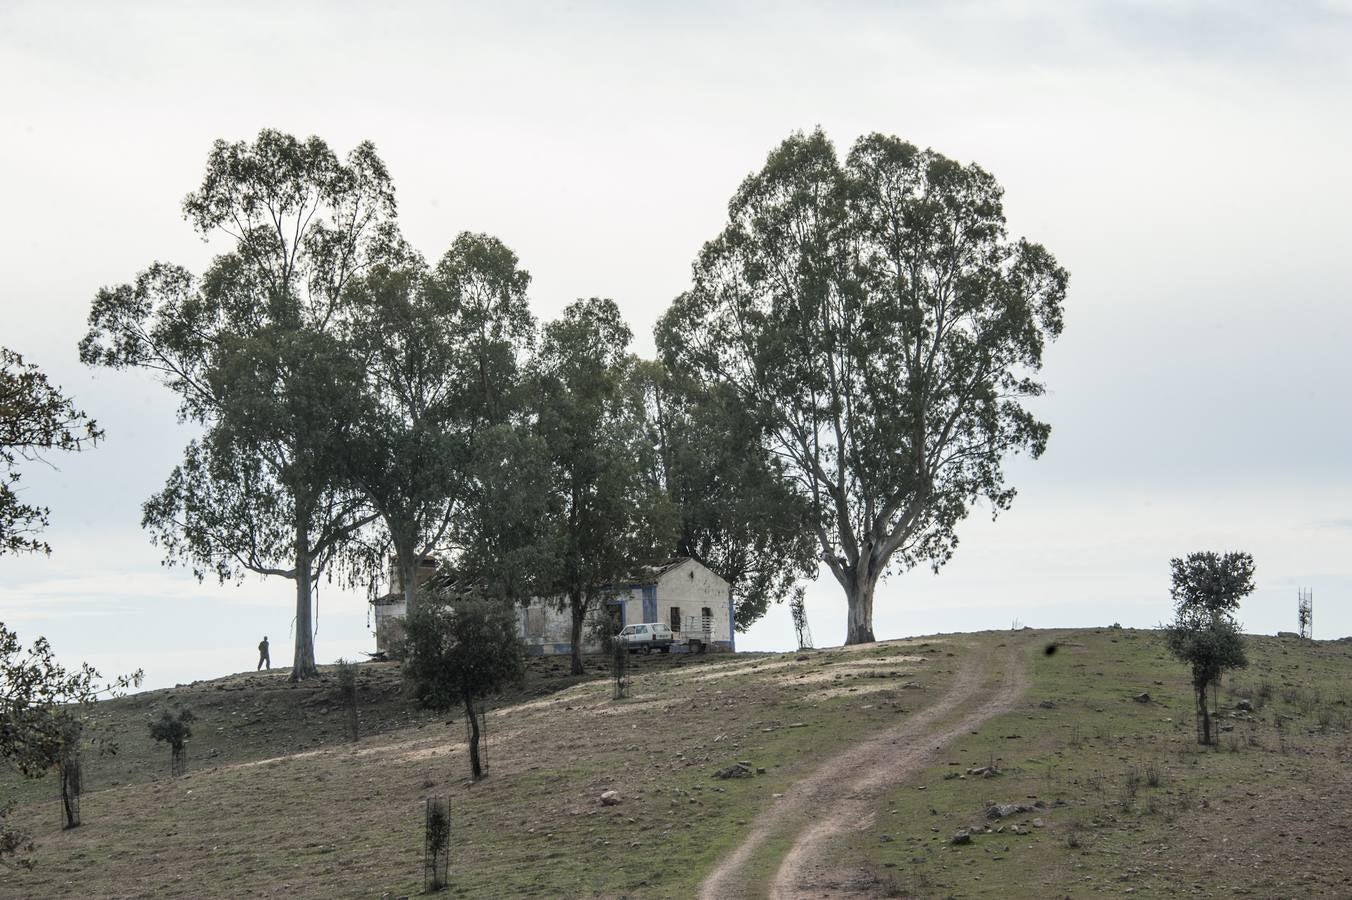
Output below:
[371,556,735,656]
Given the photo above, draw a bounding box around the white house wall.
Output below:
[516,561,736,655]
[653,559,736,650]
[376,558,736,657]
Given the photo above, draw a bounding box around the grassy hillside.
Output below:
[4,630,1352,898]
[3,640,960,898]
[849,629,1352,898]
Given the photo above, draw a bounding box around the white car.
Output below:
[616,623,675,653]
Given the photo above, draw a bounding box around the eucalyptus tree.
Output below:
[534,299,677,675]
[80,130,397,679]
[640,361,816,629]
[0,348,102,556]
[659,129,1067,644]
[345,232,536,615]
[449,421,555,605]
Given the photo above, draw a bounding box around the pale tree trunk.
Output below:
[845,575,876,645]
[398,547,418,620]
[569,590,586,676]
[292,547,317,681]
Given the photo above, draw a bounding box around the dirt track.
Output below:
[699,639,1030,900]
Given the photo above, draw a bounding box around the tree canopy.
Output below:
[0,348,102,556]
[642,361,816,630]
[403,594,525,779]
[534,299,677,674]
[344,232,537,613]
[659,128,1067,643]
[1168,551,1255,620]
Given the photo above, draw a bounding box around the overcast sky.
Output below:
[3,1,1350,691]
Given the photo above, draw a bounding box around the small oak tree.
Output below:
[148,707,196,776]
[402,595,524,780]
[1164,551,1254,744]
[1,623,141,867]
[335,659,360,742]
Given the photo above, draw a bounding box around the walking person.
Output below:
[257,635,271,671]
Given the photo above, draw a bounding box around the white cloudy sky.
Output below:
[2,1,1350,691]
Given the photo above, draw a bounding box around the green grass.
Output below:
[852,629,1352,898]
[10,630,1352,898]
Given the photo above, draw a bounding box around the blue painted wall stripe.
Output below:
[642,585,657,622]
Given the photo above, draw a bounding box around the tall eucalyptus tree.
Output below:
[660,130,1067,643]
[640,360,816,630]
[345,232,536,616]
[80,131,397,678]
[534,299,676,675]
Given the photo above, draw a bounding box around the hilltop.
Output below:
[4,630,1352,898]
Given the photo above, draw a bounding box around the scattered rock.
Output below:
[951,830,973,845]
[985,802,1033,820]
[1038,700,1057,709]
[756,767,766,775]
[879,834,893,842]
[967,765,1000,778]
[1237,699,1254,712]
[902,682,922,690]
[1032,817,1045,828]
[600,790,621,806]
[1134,692,1151,703]
[714,762,755,779]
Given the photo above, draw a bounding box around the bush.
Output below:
[149,707,195,776]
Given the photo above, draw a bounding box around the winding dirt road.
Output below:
[699,639,1030,900]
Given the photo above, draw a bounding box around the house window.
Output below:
[701,606,713,619]
[670,606,681,631]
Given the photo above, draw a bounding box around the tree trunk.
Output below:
[464,693,482,780]
[569,590,586,676]
[844,575,876,645]
[60,763,78,829]
[398,544,418,621]
[1196,681,1212,745]
[292,548,317,681]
